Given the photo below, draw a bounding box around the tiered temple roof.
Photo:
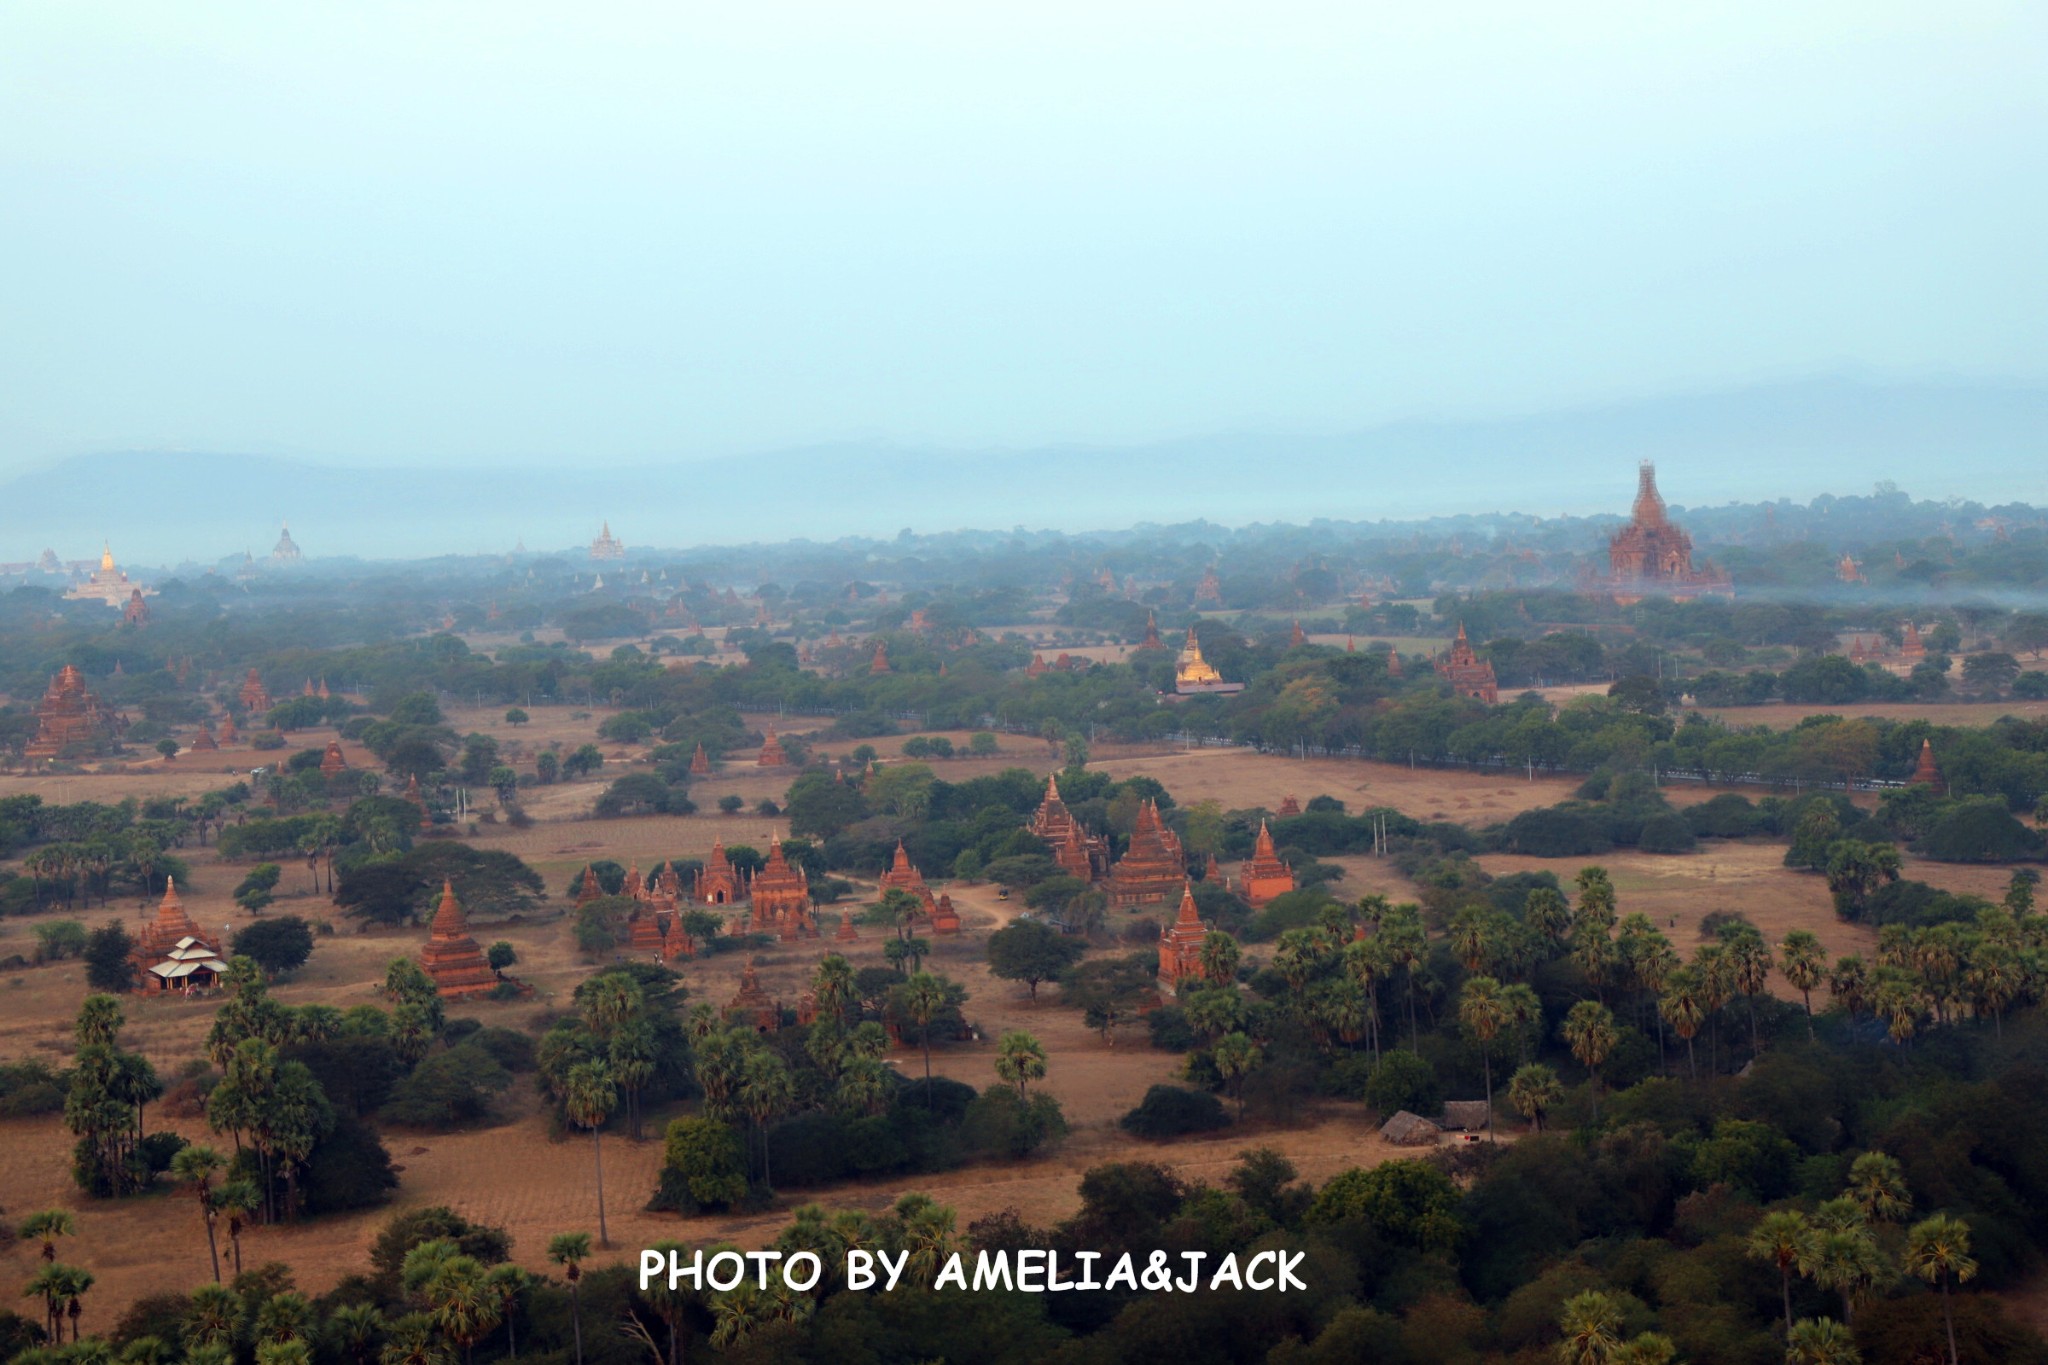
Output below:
[320,739,349,775]
[1911,738,1944,789]
[1157,883,1211,994]
[929,893,961,935]
[691,742,711,775]
[123,589,151,626]
[870,641,892,674]
[66,543,150,608]
[1435,624,1499,705]
[1240,820,1297,908]
[271,523,304,563]
[1141,611,1163,650]
[239,669,273,714]
[725,960,779,1032]
[1276,795,1301,817]
[26,665,124,761]
[131,878,224,991]
[878,840,938,916]
[694,840,743,906]
[1029,774,1110,881]
[1600,463,1732,604]
[748,836,815,939]
[1173,627,1243,695]
[1106,799,1186,907]
[191,723,219,752]
[757,726,788,767]
[590,521,626,560]
[417,879,500,998]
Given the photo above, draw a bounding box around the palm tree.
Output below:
[1658,969,1707,1080]
[1458,975,1510,1141]
[1555,1290,1622,1365]
[1561,1000,1619,1120]
[546,1233,592,1365]
[993,1031,1048,1099]
[1745,1210,1813,1336]
[1828,955,1870,1023]
[426,1257,500,1365]
[1903,1214,1977,1365]
[219,1180,260,1275]
[25,1263,71,1343]
[185,1284,242,1351]
[483,1267,525,1362]
[708,1283,767,1351]
[378,1312,445,1365]
[1779,930,1827,1037]
[811,954,857,1024]
[1211,1032,1262,1119]
[737,1050,795,1189]
[252,1292,313,1345]
[637,1241,690,1365]
[1506,1063,1562,1133]
[1378,909,1427,1049]
[55,1265,94,1343]
[1846,1151,1912,1225]
[563,1062,618,1248]
[326,1303,385,1365]
[1199,931,1241,988]
[1785,1317,1860,1365]
[1798,1225,1888,1325]
[171,1144,227,1282]
[1728,930,1774,1057]
[256,1342,312,1365]
[19,1210,74,1263]
[898,972,951,1105]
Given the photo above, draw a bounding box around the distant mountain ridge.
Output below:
[3,374,2042,564]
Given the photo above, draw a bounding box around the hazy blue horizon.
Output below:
[4,3,2045,495]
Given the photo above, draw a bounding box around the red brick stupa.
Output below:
[1240,820,1297,908]
[417,880,499,999]
[1910,739,1944,789]
[1029,774,1109,881]
[319,739,349,775]
[1106,799,1186,907]
[26,665,124,761]
[870,641,892,675]
[694,839,743,905]
[1599,462,1733,605]
[1276,795,1301,817]
[219,715,240,744]
[239,669,273,714]
[690,741,711,775]
[1435,624,1499,704]
[929,893,961,935]
[757,727,788,767]
[190,723,219,752]
[878,840,938,919]
[1156,883,1211,995]
[748,836,815,939]
[725,960,778,1032]
[130,878,226,992]
[1141,611,1163,650]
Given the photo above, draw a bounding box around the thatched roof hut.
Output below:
[1440,1100,1491,1133]
[1378,1110,1441,1146]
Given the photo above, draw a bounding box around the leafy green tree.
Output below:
[503,709,528,727]
[232,917,315,975]
[1555,1290,1622,1365]
[1785,1317,1859,1365]
[659,1116,747,1211]
[234,864,282,914]
[83,920,136,992]
[985,920,1085,1001]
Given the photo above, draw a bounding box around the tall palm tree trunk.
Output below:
[592,1130,609,1249]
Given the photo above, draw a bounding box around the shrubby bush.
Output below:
[1119,1085,1230,1138]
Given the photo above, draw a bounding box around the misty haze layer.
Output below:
[2,2,2045,503]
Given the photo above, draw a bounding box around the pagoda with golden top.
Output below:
[26,665,125,761]
[1173,627,1243,696]
[1106,799,1186,907]
[1239,820,1297,908]
[417,880,500,998]
[66,543,151,609]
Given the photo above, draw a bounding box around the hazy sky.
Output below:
[3,2,2045,476]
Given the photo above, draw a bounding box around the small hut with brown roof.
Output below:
[1379,1111,1442,1146]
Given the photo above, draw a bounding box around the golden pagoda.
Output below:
[1173,627,1243,695]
